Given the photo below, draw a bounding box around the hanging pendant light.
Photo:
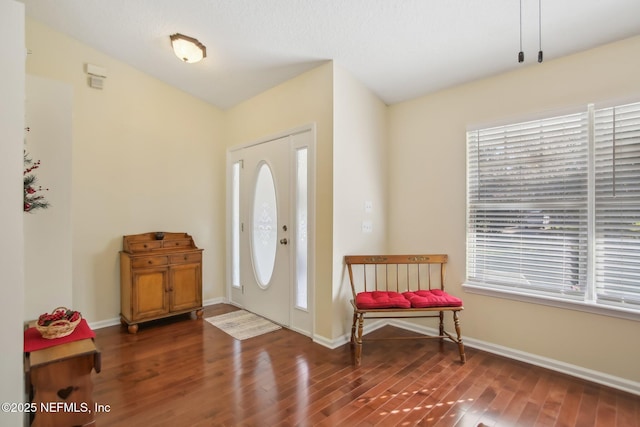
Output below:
[517,0,544,64]
[518,0,524,63]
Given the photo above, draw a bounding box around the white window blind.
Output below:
[594,102,640,309]
[467,101,640,314]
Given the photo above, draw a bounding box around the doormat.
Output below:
[205,310,281,340]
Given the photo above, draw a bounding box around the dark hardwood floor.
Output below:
[92,304,639,426]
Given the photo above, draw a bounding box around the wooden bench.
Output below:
[345,254,466,366]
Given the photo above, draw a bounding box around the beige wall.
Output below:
[333,64,389,338]
[24,75,74,320]
[25,18,227,322]
[17,12,640,389]
[225,62,389,340]
[225,62,335,338]
[0,2,25,424]
[388,35,640,382]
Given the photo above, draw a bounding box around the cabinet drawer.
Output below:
[164,239,192,249]
[131,256,169,268]
[169,252,202,264]
[129,241,162,251]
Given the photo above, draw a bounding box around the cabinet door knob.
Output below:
[280,238,288,245]
[148,260,152,264]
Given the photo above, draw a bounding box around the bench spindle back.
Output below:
[345,254,448,300]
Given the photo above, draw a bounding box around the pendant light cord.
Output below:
[538,0,543,62]
[518,0,544,63]
[518,0,524,62]
[520,0,523,51]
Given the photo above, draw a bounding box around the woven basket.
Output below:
[36,307,82,339]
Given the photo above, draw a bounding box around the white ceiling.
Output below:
[20,0,640,110]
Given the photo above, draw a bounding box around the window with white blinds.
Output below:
[594,103,640,309]
[466,101,640,315]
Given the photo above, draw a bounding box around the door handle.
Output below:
[279,238,288,245]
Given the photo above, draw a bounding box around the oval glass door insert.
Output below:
[252,162,278,287]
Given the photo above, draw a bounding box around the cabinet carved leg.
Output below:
[195,309,203,319]
[127,324,139,334]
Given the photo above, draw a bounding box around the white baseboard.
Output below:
[88,317,121,330]
[90,304,639,396]
[459,331,640,397]
[203,297,226,306]
[312,319,387,349]
[319,318,640,396]
[90,297,227,330]
[312,334,338,349]
[392,319,640,396]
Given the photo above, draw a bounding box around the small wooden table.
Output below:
[24,326,101,427]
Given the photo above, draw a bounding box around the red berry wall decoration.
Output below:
[23,126,50,213]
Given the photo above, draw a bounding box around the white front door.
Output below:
[241,136,291,325]
[228,128,314,334]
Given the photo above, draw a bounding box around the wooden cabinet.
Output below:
[25,338,100,427]
[120,232,203,333]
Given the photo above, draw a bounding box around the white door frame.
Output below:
[226,124,316,336]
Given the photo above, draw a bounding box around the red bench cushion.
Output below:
[403,290,463,308]
[355,291,412,309]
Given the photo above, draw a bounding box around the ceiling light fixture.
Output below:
[170,33,206,63]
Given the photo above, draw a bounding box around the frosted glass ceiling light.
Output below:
[170,33,206,63]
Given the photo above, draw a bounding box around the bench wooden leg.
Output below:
[350,312,358,344]
[453,311,466,364]
[354,313,364,366]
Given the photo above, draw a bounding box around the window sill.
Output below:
[462,282,640,322]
